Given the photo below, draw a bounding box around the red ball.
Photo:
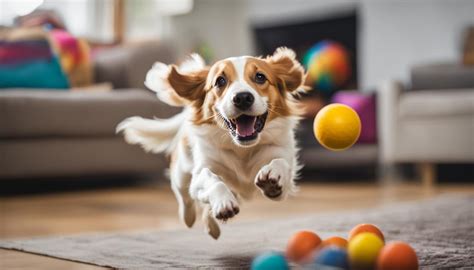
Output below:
[377,241,419,270]
[286,230,322,262]
[348,224,385,243]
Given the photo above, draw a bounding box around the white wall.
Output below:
[168,0,357,62]
[167,0,474,88]
[360,0,474,88]
[169,0,253,62]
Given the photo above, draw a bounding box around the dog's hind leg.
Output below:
[171,177,196,228]
[170,151,196,228]
[202,205,220,239]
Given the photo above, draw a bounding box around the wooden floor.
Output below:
[1,179,473,270]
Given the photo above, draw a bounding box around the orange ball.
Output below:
[286,230,322,262]
[321,236,348,249]
[349,224,385,243]
[377,241,419,270]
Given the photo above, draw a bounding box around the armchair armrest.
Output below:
[376,80,404,164]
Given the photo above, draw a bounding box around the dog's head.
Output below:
[161,47,306,147]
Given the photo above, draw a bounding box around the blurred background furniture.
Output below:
[297,91,378,176]
[0,41,180,179]
[377,63,474,186]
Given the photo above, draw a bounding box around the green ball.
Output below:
[251,252,289,270]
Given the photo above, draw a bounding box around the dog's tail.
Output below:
[144,54,206,107]
[116,109,188,154]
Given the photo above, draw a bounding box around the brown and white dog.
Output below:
[117,47,307,239]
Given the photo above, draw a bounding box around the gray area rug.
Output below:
[1,195,473,270]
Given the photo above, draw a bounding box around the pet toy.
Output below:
[313,103,361,151]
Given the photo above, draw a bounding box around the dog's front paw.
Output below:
[209,184,240,222]
[256,168,283,199]
[212,199,240,222]
[255,159,292,200]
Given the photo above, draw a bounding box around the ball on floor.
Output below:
[349,223,385,243]
[251,252,289,270]
[321,236,348,249]
[377,241,419,270]
[314,247,349,269]
[348,232,384,269]
[286,230,322,262]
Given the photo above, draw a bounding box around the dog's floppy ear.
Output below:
[266,47,305,93]
[168,66,209,102]
[145,54,209,106]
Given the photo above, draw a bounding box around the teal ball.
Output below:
[314,247,349,269]
[251,252,289,270]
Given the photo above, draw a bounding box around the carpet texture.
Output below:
[1,195,473,269]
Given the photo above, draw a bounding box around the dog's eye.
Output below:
[255,72,266,84]
[215,76,227,88]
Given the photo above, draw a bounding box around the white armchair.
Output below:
[377,79,474,186]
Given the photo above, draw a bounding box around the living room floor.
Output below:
[1,179,473,270]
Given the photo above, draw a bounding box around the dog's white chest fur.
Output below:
[186,116,298,199]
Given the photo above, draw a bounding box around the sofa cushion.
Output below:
[398,89,474,118]
[411,63,474,90]
[0,89,181,138]
[93,41,176,89]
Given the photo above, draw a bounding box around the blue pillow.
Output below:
[0,56,69,89]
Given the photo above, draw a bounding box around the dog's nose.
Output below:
[232,92,254,110]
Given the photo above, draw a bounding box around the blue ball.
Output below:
[314,247,349,269]
[251,252,289,270]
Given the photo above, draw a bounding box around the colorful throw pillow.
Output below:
[49,29,92,87]
[0,55,69,89]
[0,27,92,90]
[0,30,70,89]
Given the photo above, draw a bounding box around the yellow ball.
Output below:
[348,232,384,270]
[313,103,361,151]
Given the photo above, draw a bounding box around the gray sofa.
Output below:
[0,41,180,179]
[377,63,474,186]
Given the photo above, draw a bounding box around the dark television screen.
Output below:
[253,11,358,92]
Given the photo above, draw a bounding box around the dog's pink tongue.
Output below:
[236,115,256,137]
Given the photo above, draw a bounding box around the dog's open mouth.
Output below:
[223,112,268,141]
